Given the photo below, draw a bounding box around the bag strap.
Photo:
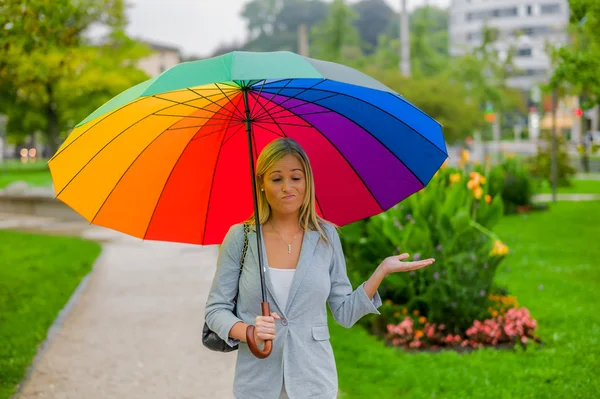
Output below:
[232,223,250,305]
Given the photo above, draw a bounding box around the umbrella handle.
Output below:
[246,302,273,359]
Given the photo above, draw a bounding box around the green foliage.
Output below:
[332,201,600,398]
[527,132,576,187]
[0,0,150,153]
[340,167,506,333]
[310,0,362,63]
[445,26,525,118]
[550,0,600,108]
[486,156,535,213]
[0,230,101,398]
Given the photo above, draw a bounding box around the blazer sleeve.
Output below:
[325,223,382,328]
[204,223,245,347]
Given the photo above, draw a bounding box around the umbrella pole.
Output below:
[242,87,273,359]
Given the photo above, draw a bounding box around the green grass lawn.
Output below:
[536,178,600,194]
[0,230,101,398]
[0,160,52,189]
[333,201,600,399]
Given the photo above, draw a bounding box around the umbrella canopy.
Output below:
[48,51,447,246]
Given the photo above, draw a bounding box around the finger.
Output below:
[271,312,281,320]
[258,332,276,340]
[396,253,410,260]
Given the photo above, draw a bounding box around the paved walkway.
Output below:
[532,193,600,202]
[1,213,236,399]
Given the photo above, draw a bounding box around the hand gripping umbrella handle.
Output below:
[246,302,273,359]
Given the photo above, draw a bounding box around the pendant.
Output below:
[288,244,292,254]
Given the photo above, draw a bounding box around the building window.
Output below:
[526,5,533,16]
[467,7,518,21]
[540,3,561,14]
[517,48,533,57]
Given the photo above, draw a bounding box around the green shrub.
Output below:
[527,131,576,187]
[341,167,508,334]
[485,156,534,213]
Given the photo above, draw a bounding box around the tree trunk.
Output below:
[45,83,59,156]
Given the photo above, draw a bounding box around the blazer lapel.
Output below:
[284,230,320,314]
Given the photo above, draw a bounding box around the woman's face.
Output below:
[262,154,306,217]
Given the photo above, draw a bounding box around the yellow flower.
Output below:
[492,310,499,317]
[485,194,492,204]
[394,312,401,318]
[418,316,426,324]
[467,180,479,190]
[385,299,393,305]
[402,308,408,315]
[450,173,461,184]
[413,309,420,316]
[460,149,470,163]
[415,330,424,338]
[473,186,483,200]
[490,240,509,256]
[469,172,486,185]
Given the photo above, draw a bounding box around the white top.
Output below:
[268,266,296,310]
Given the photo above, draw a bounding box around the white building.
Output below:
[137,41,181,78]
[449,0,570,90]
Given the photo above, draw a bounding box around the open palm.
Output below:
[380,253,435,275]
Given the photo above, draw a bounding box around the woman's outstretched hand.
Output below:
[379,253,435,276]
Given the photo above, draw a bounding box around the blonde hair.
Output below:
[244,138,331,244]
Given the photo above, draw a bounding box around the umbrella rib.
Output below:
[253,79,328,119]
[53,101,214,199]
[190,122,242,142]
[156,114,233,122]
[153,92,238,115]
[254,95,339,121]
[141,132,198,240]
[249,79,267,117]
[253,120,311,128]
[142,103,238,240]
[255,109,333,121]
[185,88,241,121]
[264,91,428,188]
[250,120,286,138]
[201,114,238,242]
[214,83,246,121]
[258,85,448,157]
[218,122,246,149]
[252,92,388,210]
[89,126,174,225]
[48,97,145,164]
[250,79,293,120]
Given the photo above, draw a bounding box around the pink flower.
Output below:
[521,336,528,344]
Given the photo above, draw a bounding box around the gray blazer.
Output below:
[205,222,382,399]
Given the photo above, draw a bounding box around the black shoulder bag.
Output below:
[202,223,250,352]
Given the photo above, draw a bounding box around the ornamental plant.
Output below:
[341,166,509,333]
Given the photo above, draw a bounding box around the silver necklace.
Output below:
[269,221,301,254]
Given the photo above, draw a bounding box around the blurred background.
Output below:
[1,0,599,174]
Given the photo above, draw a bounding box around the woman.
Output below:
[205,138,434,399]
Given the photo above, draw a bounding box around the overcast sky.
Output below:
[123,0,451,57]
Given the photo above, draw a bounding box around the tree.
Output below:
[351,0,393,54]
[0,0,150,155]
[445,26,524,139]
[550,0,600,108]
[310,0,362,63]
[372,6,450,77]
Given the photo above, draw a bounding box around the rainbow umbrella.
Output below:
[48,51,447,357]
